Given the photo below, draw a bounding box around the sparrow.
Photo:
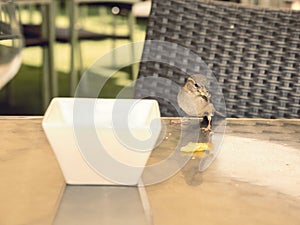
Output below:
[177,74,215,132]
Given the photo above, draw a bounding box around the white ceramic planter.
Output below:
[42,98,161,185]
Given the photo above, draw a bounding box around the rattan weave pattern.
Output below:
[134,0,300,118]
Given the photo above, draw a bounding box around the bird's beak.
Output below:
[198,88,208,98]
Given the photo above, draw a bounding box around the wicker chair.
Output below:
[134,0,300,118]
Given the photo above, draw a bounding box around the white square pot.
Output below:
[42,98,161,185]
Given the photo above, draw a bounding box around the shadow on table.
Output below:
[53,185,150,225]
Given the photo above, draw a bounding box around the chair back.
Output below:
[134,0,300,118]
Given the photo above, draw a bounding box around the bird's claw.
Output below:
[201,126,213,136]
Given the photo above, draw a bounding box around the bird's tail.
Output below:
[214,110,226,118]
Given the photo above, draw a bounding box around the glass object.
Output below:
[0,0,23,90]
[291,0,300,10]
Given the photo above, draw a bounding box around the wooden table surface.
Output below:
[0,117,65,225]
[0,116,300,225]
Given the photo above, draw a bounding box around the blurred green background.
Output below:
[0,4,147,115]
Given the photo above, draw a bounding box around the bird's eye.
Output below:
[194,83,199,88]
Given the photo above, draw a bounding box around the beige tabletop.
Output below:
[0,116,300,225]
[0,117,65,225]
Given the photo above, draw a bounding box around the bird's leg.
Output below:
[201,116,212,133]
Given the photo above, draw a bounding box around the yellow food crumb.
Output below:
[180,142,214,153]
